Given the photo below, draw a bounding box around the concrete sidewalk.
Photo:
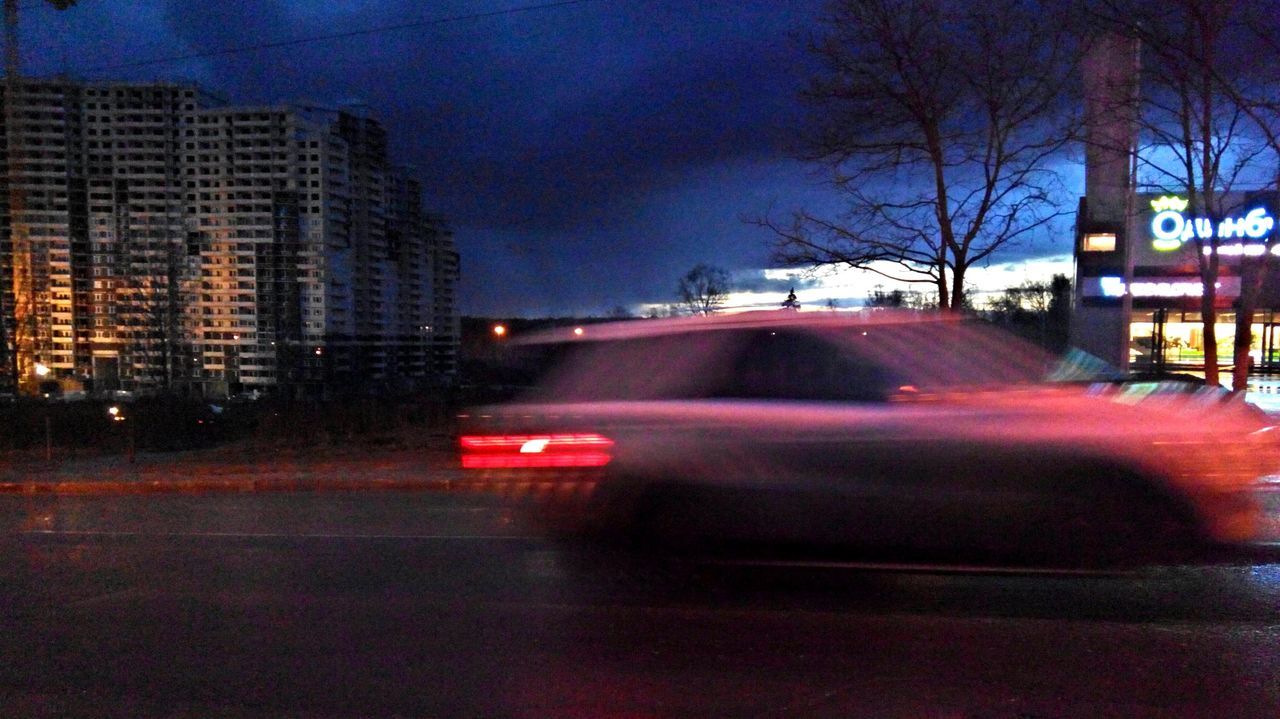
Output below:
[0,439,462,495]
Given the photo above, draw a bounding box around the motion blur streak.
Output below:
[460,433,614,468]
[460,312,1280,568]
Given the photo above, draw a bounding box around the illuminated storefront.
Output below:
[1127,309,1280,373]
[1073,191,1280,373]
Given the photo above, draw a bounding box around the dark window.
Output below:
[713,330,901,402]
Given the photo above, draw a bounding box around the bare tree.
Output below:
[865,287,906,308]
[676,264,731,316]
[1212,3,1280,391]
[756,0,1076,311]
[1085,0,1280,389]
[781,287,801,310]
[985,275,1072,349]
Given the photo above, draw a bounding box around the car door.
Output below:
[691,326,1039,559]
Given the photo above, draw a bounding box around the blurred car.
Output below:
[458,311,1279,568]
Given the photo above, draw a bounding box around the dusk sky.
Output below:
[21,0,1078,315]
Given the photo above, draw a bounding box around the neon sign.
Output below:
[1085,275,1240,300]
[1099,276,1220,298]
[1204,244,1280,257]
[1149,196,1276,251]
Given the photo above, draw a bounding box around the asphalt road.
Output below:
[2,491,1279,718]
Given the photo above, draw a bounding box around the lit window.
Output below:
[1082,233,1117,252]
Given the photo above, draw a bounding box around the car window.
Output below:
[824,322,1053,390]
[522,331,739,401]
[521,321,1054,402]
[711,329,903,402]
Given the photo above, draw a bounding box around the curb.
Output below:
[0,477,457,496]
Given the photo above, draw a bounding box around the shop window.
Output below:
[1082,233,1117,252]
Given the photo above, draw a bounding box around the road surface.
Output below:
[2,490,1279,718]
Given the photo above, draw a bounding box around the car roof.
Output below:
[512,309,960,345]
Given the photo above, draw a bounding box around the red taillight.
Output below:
[459,433,614,469]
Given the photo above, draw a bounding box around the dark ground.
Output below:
[0,435,458,489]
[2,489,1279,718]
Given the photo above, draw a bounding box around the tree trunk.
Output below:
[1232,258,1268,395]
[950,268,966,314]
[1232,314,1254,395]
[1200,282,1219,387]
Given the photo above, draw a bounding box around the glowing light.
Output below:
[314,347,322,355]
[1150,196,1189,212]
[493,324,507,337]
[461,453,612,469]
[519,438,551,453]
[1223,208,1275,239]
[1082,232,1116,252]
[33,362,49,377]
[573,327,584,337]
[1208,243,1280,257]
[461,434,614,450]
[1151,210,1190,251]
[1150,201,1276,252]
[460,433,614,469]
[1099,276,1126,298]
[1132,280,1205,297]
[1097,276,1219,298]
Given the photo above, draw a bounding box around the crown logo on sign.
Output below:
[1151,195,1189,212]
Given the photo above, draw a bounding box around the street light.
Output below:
[34,362,49,377]
[492,324,507,338]
[108,404,134,462]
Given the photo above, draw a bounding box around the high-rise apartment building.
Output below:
[0,78,458,396]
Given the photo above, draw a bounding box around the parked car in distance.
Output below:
[459,310,1279,569]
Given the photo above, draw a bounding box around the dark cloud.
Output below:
[730,270,822,295]
[21,0,1074,315]
[100,0,820,234]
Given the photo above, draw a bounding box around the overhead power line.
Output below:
[82,0,606,73]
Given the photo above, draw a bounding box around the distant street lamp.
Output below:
[573,327,584,337]
[492,324,507,338]
[34,362,49,377]
[107,404,134,462]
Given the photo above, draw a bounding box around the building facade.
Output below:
[1076,190,1280,373]
[0,78,458,396]
[1071,36,1280,376]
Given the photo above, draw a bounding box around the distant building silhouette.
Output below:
[0,79,458,396]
